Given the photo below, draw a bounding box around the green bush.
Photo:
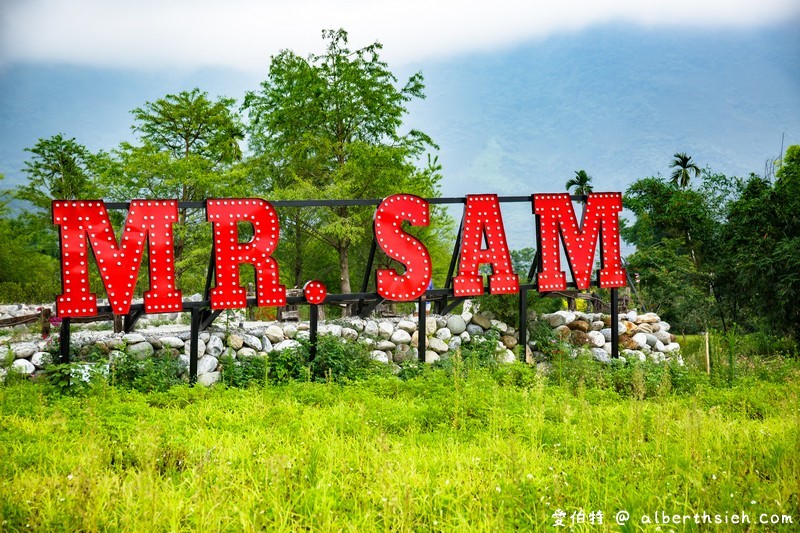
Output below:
[252,334,383,385]
[265,343,310,384]
[109,350,184,393]
[548,352,705,399]
[219,354,268,388]
[309,335,382,383]
[41,362,105,396]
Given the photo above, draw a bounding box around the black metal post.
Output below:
[309,304,319,362]
[59,317,71,364]
[527,250,540,284]
[518,287,528,363]
[611,287,619,359]
[417,295,426,363]
[437,216,464,314]
[189,308,200,385]
[357,239,378,316]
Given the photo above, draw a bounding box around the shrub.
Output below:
[548,352,705,399]
[265,343,310,384]
[309,335,382,383]
[110,350,183,393]
[219,354,268,388]
[41,362,105,396]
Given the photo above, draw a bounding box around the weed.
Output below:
[109,350,183,393]
[0,368,797,531]
[219,353,267,388]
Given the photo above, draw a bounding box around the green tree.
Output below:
[669,152,700,189]
[243,29,445,308]
[102,89,245,290]
[718,146,800,344]
[565,170,593,197]
[0,174,61,302]
[622,174,721,332]
[14,134,101,234]
[131,88,244,165]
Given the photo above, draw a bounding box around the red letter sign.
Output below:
[533,192,626,291]
[207,199,285,309]
[53,200,182,317]
[453,194,519,296]
[374,194,432,301]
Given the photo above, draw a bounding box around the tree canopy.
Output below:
[566,170,593,197]
[622,146,800,346]
[243,29,448,305]
[99,89,246,288]
[669,152,701,188]
[15,134,101,223]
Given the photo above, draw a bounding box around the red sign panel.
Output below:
[52,193,627,317]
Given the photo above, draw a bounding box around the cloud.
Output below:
[1,0,798,72]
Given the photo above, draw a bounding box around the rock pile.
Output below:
[538,309,682,364]
[0,304,45,321]
[1,302,682,386]
[0,305,524,386]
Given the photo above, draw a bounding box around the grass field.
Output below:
[1,348,799,531]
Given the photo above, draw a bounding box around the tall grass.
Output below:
[1,365,798,531]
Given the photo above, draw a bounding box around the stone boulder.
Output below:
[570,330,591,346]
[206,335,224,357]
[127,342,154,360]
[554,325,571,340]
[371,350,390,364]
[545,311,576,328]
[425,351,440,364]
[378,322,394,340]
[159,336,185,349]
[446,315,467,335]
[435,328,452,342]
[30,351,51,369]
[341,328,359,341]
[470,313,492,330]
[11,342,38,359]
[397,320,417,333]
[237,347,257,358]
[196,355,218,375]
[122,333,146,344]
[427,337,449,354]
[242,334,263,351]
[587,331,606,348]
[227,334,244,350]
[274,339,301,352]
[391,329,412,345]
[501,335,518,349]
[197,371,221,387]
[11,359,35,375]
[265,325,285,343]
[567,320,590,333]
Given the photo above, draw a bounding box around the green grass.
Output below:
[1,363,799,531]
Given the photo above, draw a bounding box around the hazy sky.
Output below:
[3,0,798,71]
[1,1,799,251]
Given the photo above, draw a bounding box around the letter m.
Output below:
[53,200,182,317]
[532,192,626,292]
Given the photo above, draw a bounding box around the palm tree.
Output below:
[669,152,700,188]
[566,170,593,199]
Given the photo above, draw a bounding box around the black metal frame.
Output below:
[58,195,622,378]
